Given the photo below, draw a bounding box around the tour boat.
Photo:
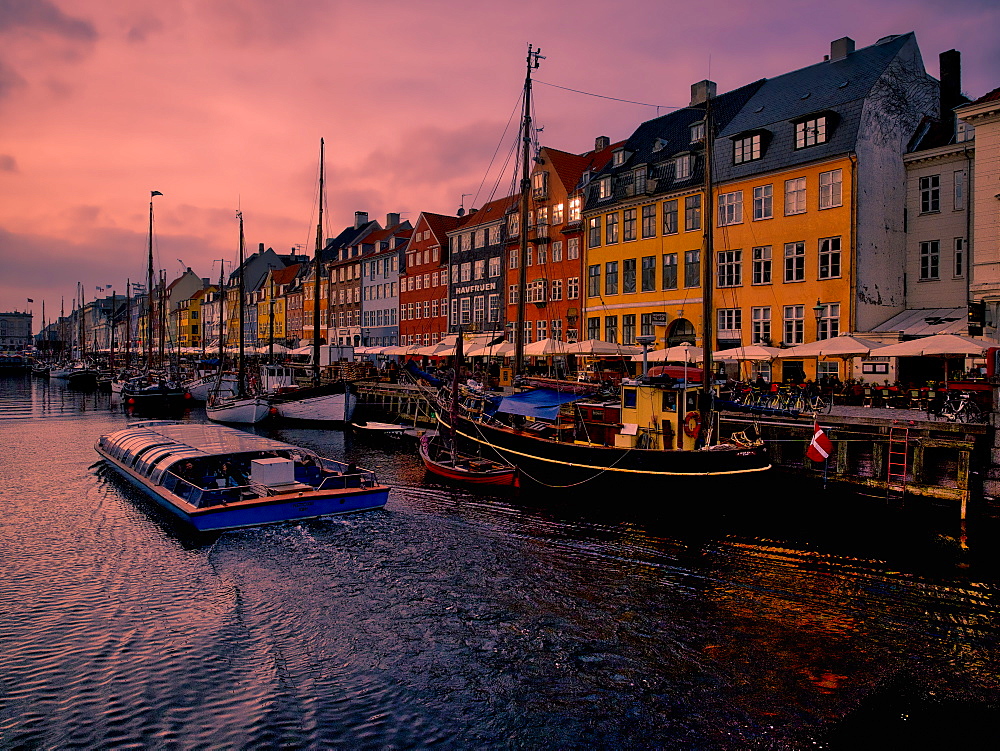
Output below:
[95,421,389,532]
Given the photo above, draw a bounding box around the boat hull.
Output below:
[446,414,770,488]
[207,396,271,424]
[418,432,519,486]
[185,374,238,401]
[270,384,357,423]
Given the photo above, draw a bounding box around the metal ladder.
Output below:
[886,426,909,502]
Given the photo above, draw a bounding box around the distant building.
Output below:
[0,311,32,350]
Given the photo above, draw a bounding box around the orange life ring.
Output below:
[683,411,701,437]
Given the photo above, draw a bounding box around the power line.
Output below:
[535,79,682,112]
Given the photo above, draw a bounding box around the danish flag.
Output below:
[806,420,833,462]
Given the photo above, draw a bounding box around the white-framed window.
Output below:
[662,253,678,290]
[684,194,701,231]
[508,213,520,237]
[784,242,805,282]
[752,246,772,285]
[588,216,601,248]
[488,294,500,322]
[531,170,548,200]
[795,116,828,149]
[675,155,693,180]
[751,307,771,345]
[509,250,518,269]
[460,262,472,282]
[817,302,840,340]
[460,297,471,324]
[717,249,742,288]
[551,279,563,301]
[489,257,500,277]
[535,206,548,237]
[451,265,459,283]
[690,121,706,143]
[734,134,761,164]
[489,226,500,245]
[612,149,625,167]
[568,196,582,223]
[567,237,580,260]
[919,240,940,280]
[552,203,564,225]
[474,259,485,279]
[526,279,547,303]
[475,229,485,248]
[567,277,579,299]
[432,299,439,318]
[954,237,965,278]
[818,236,841,279]
[605,213,619,244]
[450,298,459,325]
[718,190,743,226]
[597,177,612,200]
[523,321,533,345]
[536,319,547,339]
[551,241,563,262]
[551,319,563,341]
[717,308,742,340]
[785,177,807,215]
[508,284,519,305]
[753,184,773,220]
[919,175,940,213]
[819,169,843,209]
[473,295,485,323]
[783,305,804,345]
[641,204,656,238]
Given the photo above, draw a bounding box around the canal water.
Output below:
[2,374,1000,749]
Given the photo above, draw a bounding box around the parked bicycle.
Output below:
[937,391,988,423]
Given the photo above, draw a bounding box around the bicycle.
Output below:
[937,391,988,423]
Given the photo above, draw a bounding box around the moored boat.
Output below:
[418,431,519,487]
[95,421,389,531]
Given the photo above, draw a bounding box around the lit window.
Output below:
[675,155,693,180]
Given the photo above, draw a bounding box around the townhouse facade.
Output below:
[398,212,457,347]
[358,219,411,347]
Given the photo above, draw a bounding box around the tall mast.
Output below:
[514,44,543,377]
[124,280,131,368]
[700,93,715,442]
[237,211,247,397]
[147,191,161,371]
[217,260,226,367]
[313,138,325,386]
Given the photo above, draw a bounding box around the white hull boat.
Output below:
[206,396,271,424]
[269,385,357,423]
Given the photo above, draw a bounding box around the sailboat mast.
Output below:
[237,211,247,396]
[124,279,131,368]
[700,92,715,437]
[514,44,543,377]
[146,191,161,371]
[313,138,325,386]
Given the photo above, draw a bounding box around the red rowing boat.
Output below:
[418,432,519,487]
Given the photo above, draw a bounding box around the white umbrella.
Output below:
[631,345,703,363]
[522,337,570,356]
[778,335,885,358]
[873,333,990,357]
[566,339,642,356]
[711,345,781,361]
[465,341,515,358]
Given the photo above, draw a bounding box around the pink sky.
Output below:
[2,0,998,328]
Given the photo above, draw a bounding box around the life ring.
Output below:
[683,411,701,437]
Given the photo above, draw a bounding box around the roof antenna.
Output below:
[457,193,471,217]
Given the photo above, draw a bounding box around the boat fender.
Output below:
[683,411,700,437]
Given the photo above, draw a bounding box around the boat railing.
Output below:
[161,470,255,507]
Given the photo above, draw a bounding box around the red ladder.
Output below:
[886,426,909,502]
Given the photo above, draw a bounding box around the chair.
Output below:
[862,387,874,407]
[880,388,893,408]
[907,389,923,410]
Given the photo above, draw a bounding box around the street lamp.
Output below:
[813,299,825,340]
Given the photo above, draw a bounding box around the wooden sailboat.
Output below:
[267,139,356,424]
[446,47,770,490]
[207,211,270,424]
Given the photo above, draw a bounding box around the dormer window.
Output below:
[675,155,693,180]
[531,170,549,200]
[612,149,627,167]
[795,115,829,149]
[653,138,668,152]
[956,120,974,143]
[733,133,763,164]
[597,176,612,200]
[690,121,706,143]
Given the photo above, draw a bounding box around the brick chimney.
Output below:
[354,211,369,229]
[386,212,400,228]
[830,37,855,61]
[595,135,610,151]
[940,49,962,123]
[689,80,717,106]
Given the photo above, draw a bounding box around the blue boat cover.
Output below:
[497,389,581,420]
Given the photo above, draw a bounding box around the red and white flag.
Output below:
[806,421,833,462]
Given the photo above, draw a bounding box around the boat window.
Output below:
[591,409,604,421]
[661,391,678,412]
[685,391,699,413]
[622,389,637,409]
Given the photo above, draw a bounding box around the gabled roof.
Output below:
[969,86,1000,106]
[269,264,300,286]
[420,212,461,243]
[544,144,623,195]
[452,194,519,232]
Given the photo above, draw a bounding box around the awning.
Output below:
[869,308,968,337]
[496,388,582,420]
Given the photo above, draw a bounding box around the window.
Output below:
[623,258,636,294]
[552,203,564,225]
[474,259,485,279]
[753,185,773,220]
[460,262,471,282]
[587,317,600,340]
[783,305,804,345]
[675,155,693,179]
[526,279,546,303]
[956,120,975,143]
[567,238,580,260]
[641,205,656,238]
[819,169,843,209]
[717,249,742,287]
[795,116,828,149]
[459,298,471,324]
[523,321,533,345]
[641,256,656,292]
[587,265,601,297]
[623,209,637,241]
[919,240,940,280]
[953,170,966,211]
[509,250,518,269]
[662,253,678,290]
[568,276,579,300]
[622,314,636,345]
[535,207,549,238]
[751,307,771,345]
[568,197,582,223]
[605,315,618,343]
[489,295,500,322]
[717,308,742,338]
[531,170,548,200]
[604,261,619,295]
[551,279,563,301]
[785,177,806,215]
[718,191,743,226]
[919,175,940,213]
[537,246,547,265]
[690,121,705,142]
[508,284,518,305]
[605,213,619,244]
[507,213,520,237]
[551,319,563,340]
[489,256,501,277]
[640,313,655,337]
[634,168,647,195]
[734,134,761,164]
[817,302,840,340]
[684,250,700,288]
[751,246,772,286]
[684,195,701,231]
[536,319,547,339]
[597,177,612,200]
[818,237,841,279]
[662,199,678,234]
[954,238,965,278]
[489,226,500,245]
[612,149,625,167]
[551,240,563,262]
[450,299,459,325]
[784,242,805,282]
[588,216,601,248]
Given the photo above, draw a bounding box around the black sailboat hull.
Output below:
[445,414,771,490]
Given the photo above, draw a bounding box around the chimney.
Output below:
[258,242,265,254]
[940,49,962,123]
[689,80,717,106]
[595,135,610,151]
[830,37,855,61]
[354,211,368,229]
[386,212,400,228]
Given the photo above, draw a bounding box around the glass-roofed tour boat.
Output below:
[95,421,389,531]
